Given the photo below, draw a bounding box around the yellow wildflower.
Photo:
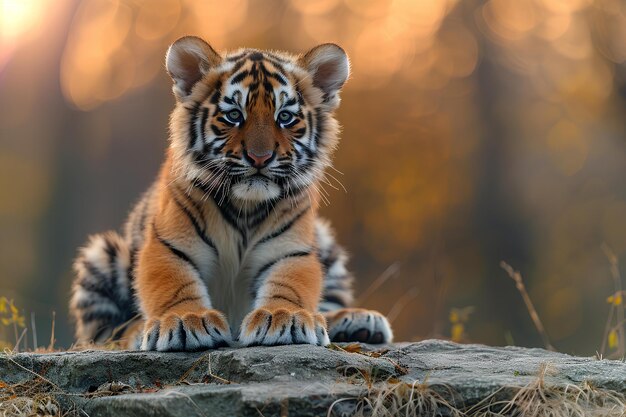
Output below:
[0,298,26,328]
[451,323,464,342]
[608,329,619,350]
[607,291,625,306]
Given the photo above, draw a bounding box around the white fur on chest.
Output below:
[200,228,302,334]
[203,235,253,334]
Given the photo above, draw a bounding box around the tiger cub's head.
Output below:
[165,36,349,203]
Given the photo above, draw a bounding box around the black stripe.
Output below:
[265,56,287,73]
[176,186,205,220]
[321,294,348,308]
[209,79,223,105]
[293,127,307,138]
[128,247,138,282]
[170,189,218,254]
[314,111,325,148]
[104,237,122,288]
[216,116,235,126]
[256,206,309,247]
[74,298,101,309]
[177,319,187,350]
[257,315,272,339]
[210,91,221,105]
[284,118,300,129]
[210,124,224,136]
[226,51,249,62]
[213,143,225,154]
[205,187,248,238]
[170,281,194,302]
[262,79,274,94]
[248,206,274,230]
[145,322,159,349]
[215,200,246,236]
[228,58,248,76]
[251,250,312,294]
[103,237,123,302]
[153,224,200,274]
[259,64,287,86]
[321,283,346,292]
[80,261,117,301]
[231,70,249,85]
[290,317,297,341]
[188,105,200,150]
[268,71,287,86]
[269,294,302,308]
[161,296,202,315]
[200,107,209,145]
[319,246,340,273]
[82,260,108,283]
[267,281,303,305]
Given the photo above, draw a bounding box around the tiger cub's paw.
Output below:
[141,309,232,352]
[326,308,393,344]
[239,308,330,347]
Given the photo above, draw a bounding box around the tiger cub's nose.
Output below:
[244,149,275,168]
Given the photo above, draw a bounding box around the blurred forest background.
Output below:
[1,0,626,355]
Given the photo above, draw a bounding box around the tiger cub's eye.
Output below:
[225,109,244,124]
[278,111,294,125]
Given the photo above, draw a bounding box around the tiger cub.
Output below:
[70,36,393,351]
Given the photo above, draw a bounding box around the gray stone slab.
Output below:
[2,340,625,416]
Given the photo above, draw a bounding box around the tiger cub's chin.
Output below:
[69,35,395,351]
[231,177,282,202]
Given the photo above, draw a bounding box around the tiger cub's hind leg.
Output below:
[316,220,394,344]
[70,232,139,347]
[324,308,393,344]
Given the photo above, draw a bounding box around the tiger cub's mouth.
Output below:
[231,170,282,202]
[248,172,271,180]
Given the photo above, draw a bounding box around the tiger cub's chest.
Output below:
[191,200,293,332]
[199,231,250,333]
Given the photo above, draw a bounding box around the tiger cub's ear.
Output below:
[166,36,222,100]
[301,43,350,103]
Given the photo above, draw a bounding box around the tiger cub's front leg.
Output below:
[239,253,330,346]
[135,224,232,352]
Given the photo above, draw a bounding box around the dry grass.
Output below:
[500,262,555,352]
[328,377,463,417]
[0,350,83,417]
[0,395,61,417]
[500,251,626,360]
[469,364,626,417]
[329,363,626,417]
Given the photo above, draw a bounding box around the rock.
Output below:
[1,340,625,416]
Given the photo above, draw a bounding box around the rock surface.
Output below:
[1,340,626,416]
